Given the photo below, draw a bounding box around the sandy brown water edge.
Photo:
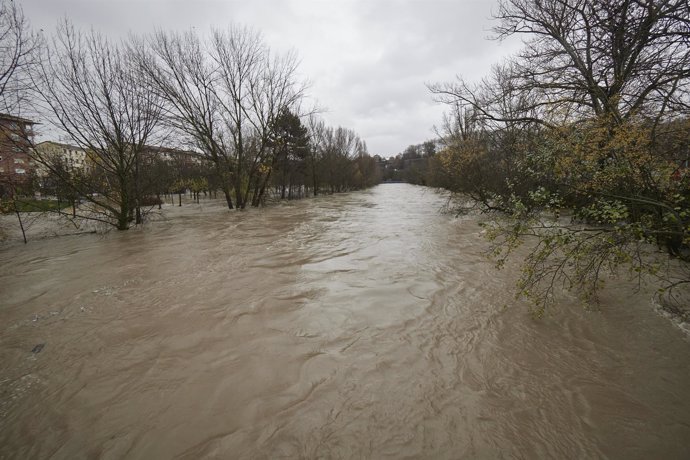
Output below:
[1,184,689,459]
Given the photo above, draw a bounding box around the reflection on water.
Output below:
[1,184,689,458]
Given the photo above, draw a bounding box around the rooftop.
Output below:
[0,113,38,125]
[36,140,84,150]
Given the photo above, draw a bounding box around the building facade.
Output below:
[35,141,89,176]
[0,113,37,186]
[143,145,203,168]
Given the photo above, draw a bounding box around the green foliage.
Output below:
[475,118,690,315]
[429,0,690,314]
[8,199,72,213]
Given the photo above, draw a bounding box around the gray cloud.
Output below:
[22,0,520,156]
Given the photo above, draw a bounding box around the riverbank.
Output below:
[0,195,237,246]
[654,292,690,336]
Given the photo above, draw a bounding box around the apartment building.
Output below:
[0,113,37,184]
[35,141,88,176]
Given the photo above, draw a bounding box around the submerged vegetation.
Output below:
[0,1,380,233]
[423,0,690,314]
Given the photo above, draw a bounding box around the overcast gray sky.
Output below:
[22,0,521,157]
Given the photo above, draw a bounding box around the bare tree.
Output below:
[305,115,326,196]
[32,21,163,230]
[209,26,264,209]
[135,26,307,210]
[131,30,236,209]
[500,0,690,124]
[0,0,40,114]
[431,0,690,128]
[313,125,365,193]
[212,27,307,208]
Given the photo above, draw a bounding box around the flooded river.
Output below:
[1,184,689,459]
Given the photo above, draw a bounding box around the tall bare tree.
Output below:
[135,26,307,209]
[211,27,306,208]
[131,30,236,208]
[0,0,40,114]
[431,0,690,128]
[32,21,163,230]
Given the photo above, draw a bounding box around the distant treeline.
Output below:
[378,140,438,185]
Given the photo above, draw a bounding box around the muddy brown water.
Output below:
[1,184,689,459]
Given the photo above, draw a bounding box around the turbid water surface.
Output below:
[1,184,689,459]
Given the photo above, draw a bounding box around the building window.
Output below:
[14,158,24,164]
[15,168,25,174]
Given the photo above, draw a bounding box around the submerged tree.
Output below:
[134,26,307,209]
[211,26,307,208]
[32,21,163,230]
[132,30,234,209]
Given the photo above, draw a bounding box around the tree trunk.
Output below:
[134,151,142,225]
[13,204,27,244]
[221,183,234,209]
[254,168,274,207]
[311,159,319,196]
[234,176,244,209]
[116,175,130,230]
[117,196,129,231]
